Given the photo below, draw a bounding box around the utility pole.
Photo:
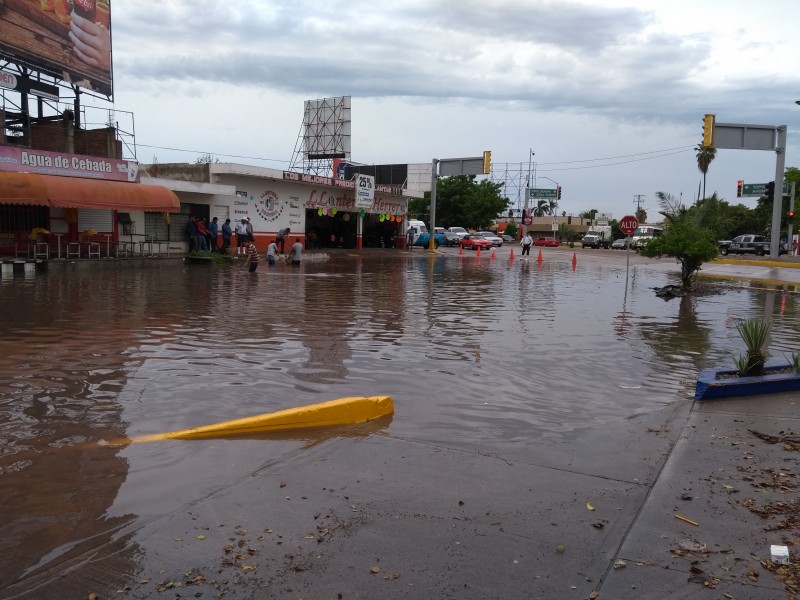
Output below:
[633,195,646,222]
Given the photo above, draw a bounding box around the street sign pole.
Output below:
[789,181,796,255]
[619,215,639,272]
[770,126,787,258]
[429,159,439,251]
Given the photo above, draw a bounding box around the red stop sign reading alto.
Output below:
[619,215,639,235]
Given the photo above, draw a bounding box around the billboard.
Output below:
[303,96,351,160]
[0,0,113,97]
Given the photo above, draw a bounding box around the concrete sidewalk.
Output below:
[599,391,800,599]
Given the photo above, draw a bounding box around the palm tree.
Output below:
[695,144,717,200]
[533,199,550,216]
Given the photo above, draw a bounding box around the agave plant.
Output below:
[734,319,771,376]
[784,351,800,374]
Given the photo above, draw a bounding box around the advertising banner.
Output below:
[355,174,375,209]
[0,146,139,182]
[0,0,113,97]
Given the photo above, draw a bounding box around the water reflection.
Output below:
[1,255,799,596]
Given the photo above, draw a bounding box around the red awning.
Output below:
[0,172,181,212]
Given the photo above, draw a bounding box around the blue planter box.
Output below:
[695,361,800,400]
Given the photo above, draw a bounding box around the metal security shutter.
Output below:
[78,209,113,232]
[211,204,229,223]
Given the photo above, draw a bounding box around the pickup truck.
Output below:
[718,234,787,256]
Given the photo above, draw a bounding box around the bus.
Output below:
[630,225,664,249]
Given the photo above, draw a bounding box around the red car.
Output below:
[533,238,560,247]
[460,234,493,250]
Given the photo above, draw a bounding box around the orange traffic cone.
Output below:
[477,246,482,258]
[537,249,543,263]
[572,252,577,267]
[459,244,463,255]
[490,248,496,260]
[509,248,515,261]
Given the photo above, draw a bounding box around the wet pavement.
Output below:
[1,249,799,599]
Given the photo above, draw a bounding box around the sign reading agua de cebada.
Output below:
[0,146,140,182]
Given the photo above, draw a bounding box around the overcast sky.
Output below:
[87,0,800,221]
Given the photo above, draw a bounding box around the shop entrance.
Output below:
[305,210,357,249]
[362,214,400,248]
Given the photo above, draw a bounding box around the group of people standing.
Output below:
[186,216,220,252]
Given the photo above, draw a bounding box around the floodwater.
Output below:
[1,250,799,598]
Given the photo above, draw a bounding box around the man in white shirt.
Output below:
[521,233,533,256]
[289,239,303,266]
[267,239,278,266]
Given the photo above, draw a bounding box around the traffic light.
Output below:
[702,114,715,147]
[788,211,795,218]
[736,180,743,197]
[482,150,491,175]
[765,181,775,202]
[556,185,562,200]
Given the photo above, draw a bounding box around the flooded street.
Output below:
[1,250,799,599]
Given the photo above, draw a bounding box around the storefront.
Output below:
[0,148,180,257]
[144,163,414,252]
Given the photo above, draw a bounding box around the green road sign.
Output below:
[528,188,557,199]
[741,182,790,197]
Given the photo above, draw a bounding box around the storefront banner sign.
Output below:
[283,171,402,196]
[0,146,140,182]
[355,173,374,209]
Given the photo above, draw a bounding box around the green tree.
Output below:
[580,209,598,221]
[689,193,760,240]
[635,207,648,224]
[410,175,508,230]
[557,222,576,242]
[639,192,718,289]
[195,153,219,164]
[533,199,550,217]
[504,222,518,239]
[695,144,717,200]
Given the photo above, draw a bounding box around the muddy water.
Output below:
[1,252,798,596]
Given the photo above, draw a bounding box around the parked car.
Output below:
[447,226,469,239]
[500,234,515,243]
[611,237,630,250]
[718,234,787,256]
[533,237,560,247]
[477,231,503,247]
[442,231,462,247]
[460,234,493,250]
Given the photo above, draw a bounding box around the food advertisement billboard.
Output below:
[0,0,112,97]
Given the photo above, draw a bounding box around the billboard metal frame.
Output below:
[290,96,351,176]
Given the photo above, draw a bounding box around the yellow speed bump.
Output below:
[122,396,394,444]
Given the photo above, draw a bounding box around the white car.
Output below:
[477,231,503,247]
[447,226,468,239]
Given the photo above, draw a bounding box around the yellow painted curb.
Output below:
[713,258,800,269]
[122,396,394,443]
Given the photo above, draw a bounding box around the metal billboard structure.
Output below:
[289,96,352,176]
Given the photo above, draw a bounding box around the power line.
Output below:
[537,148,693,172]
[136,143,291,164]
[534,145,693,166]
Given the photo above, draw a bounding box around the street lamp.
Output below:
[522,150,534,236]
